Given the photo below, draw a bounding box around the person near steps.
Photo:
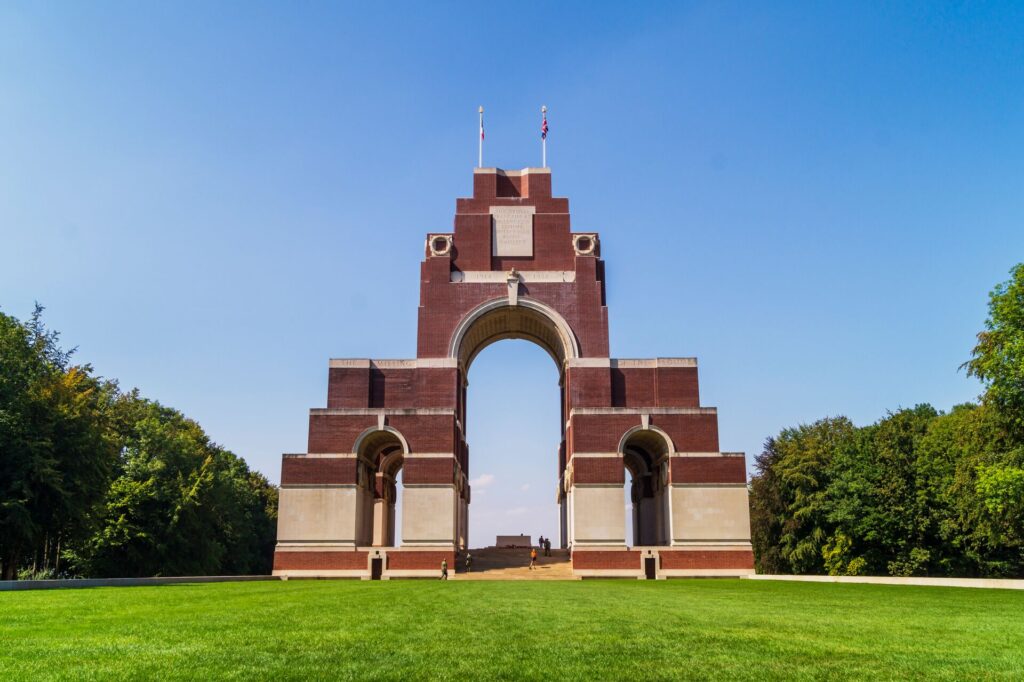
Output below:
[529,547,538,570]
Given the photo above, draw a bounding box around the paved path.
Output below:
[453,548,573,580]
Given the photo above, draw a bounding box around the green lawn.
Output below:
[2,579,1023,680]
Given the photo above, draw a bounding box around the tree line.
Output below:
[750,264,1024,577]
[0,306,277,580]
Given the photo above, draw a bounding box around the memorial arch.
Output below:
[274,166,754,578]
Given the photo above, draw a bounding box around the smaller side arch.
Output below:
[616,425,675,459]
[351,426,410,549]
[352,425,411,460]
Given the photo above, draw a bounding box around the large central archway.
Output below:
[463,339,563,551]
[449,297,578,549]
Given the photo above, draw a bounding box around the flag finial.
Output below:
[540,105,549,167]
[478,106,484,168]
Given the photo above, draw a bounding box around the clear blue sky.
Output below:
[2,2,1022,546]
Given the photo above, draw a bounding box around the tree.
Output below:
[749,417,855,575]
[67,393,278,577]
[2,307,277,580]
[0,306,118,580]
[965,263,1024,438]
[750,265,1024,577]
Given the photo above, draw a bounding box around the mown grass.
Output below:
[2,578,1023,680]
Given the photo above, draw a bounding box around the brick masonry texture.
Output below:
[273,551,368,571]
[573,457,626,485]
[404,457,456,485]
[670,456,747,484]
[572,550,642,570]
[281,457,356,485]
[387,551,456,571]
[658,550,755,570]
[308,414,458,455]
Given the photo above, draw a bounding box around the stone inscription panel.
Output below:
[490,206,535,257]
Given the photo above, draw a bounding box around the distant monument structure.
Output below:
[273,160,754,579]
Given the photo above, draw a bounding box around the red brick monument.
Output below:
[273,166,754,579]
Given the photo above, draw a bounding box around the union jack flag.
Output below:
[541,115,548,140]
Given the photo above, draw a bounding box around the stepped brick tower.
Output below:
[273,167,754,579]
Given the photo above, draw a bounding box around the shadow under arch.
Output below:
[448,297,581,373]
[618,425,674,547]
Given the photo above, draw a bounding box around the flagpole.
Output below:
[478,106,484,168]
[541,105,547,168]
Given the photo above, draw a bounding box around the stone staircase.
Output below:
[452,547,573,580]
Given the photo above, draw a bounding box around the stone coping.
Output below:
[328,359,458,369]
[309,408,457,416]
[569,407,717,416]
[473,167,550,176]
[567,358,698,368]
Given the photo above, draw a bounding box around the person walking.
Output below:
[441,557,448,580]
[465,552,473,573]
[544,537,551,557]
[529,547,538,570]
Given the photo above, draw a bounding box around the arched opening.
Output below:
[451,298,577,551]
[620,427,673,547]
[465,339,561,550]
[353,427,408,547]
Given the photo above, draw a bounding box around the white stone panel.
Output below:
[277,487,358,544]
[670,485,751,543]
[490,206,535,256]
[402,486,457,546]
[571,486,626,545]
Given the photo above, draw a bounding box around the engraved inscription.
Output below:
[491,206,535,257]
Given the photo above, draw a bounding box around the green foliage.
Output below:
[0,306,119,579]
[15,566,56,581]
[965,263,1024,437]
[752,403,1024,578]
[975,463,1024,551]
[976,464,1024,517]
[0,307,276,580]
[750,417,854,575]
[821,532,867,576]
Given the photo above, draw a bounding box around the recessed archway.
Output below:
[352,427,408,548]
[619,426,673,547]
